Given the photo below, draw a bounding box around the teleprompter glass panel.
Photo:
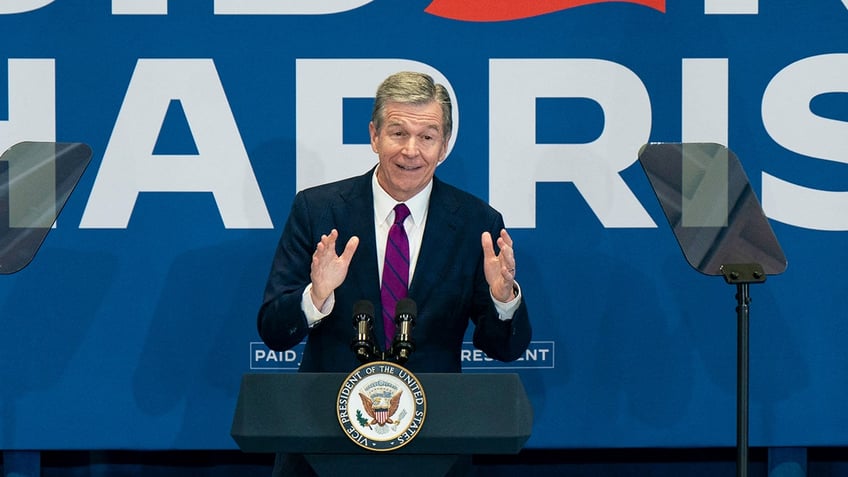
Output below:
[0,142,93,274]
[637,142,787,276]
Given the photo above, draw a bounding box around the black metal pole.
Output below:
[736,283,750,477]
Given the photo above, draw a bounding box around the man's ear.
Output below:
[437,136,451,164]
[369,122,379,153]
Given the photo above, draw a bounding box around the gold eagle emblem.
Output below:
[358,391,402,426]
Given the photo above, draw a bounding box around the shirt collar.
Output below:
[372,166,432,226]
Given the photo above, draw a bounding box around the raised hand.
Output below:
[481,229,517,303]
[310,229,359,308]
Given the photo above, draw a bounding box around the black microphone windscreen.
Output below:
[395,298,417,318]
[353,300,374,318]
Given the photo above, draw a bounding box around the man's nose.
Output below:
[401,137,419,156]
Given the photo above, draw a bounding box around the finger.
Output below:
[499,228,514,248]
[497,237,512,255]
[496,236,514,260]
[481,231,495,259]
[340,236,360,262]
[497,236,514,255]
[499,247,516,276]
[497,229,516,270]
[316,229,339,255]
[325,229,339,245]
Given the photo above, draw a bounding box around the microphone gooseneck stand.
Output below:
[391,298,417,364]
[351,300,378,363]
[350,298,417,365]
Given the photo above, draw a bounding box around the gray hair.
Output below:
[371,71,452,142]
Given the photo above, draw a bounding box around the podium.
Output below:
[231,372,533,476]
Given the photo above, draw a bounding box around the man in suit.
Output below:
[258,71,531,374]
[258,71,531,476]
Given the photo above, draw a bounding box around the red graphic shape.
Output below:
[425,0,666,22]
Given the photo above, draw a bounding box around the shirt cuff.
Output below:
[301,283,335,327]
[491,281,522,321]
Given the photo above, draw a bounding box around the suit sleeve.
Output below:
[257,191,315,351]
[469,214,532,362]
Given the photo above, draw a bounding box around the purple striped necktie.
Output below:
[381,203,410,349]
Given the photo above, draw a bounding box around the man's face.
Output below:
[370,100,448,202]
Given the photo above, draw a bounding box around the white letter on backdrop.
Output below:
[0,0,55,14]
[682,58,728,146]
[762,54,848,231]
[112,0,168,14]
[1,59,55,152]
[80,59,272,229]
[490,59,655,229]
[215,0,372,14]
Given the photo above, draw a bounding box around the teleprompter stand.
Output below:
[230,372,533,476]
[1,141,93,477]
[638,143,787,477]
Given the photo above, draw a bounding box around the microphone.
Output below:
[391,298,417,364]
[350,300,377,363]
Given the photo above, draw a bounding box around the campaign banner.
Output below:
[1,0,847,450]
[249,341,556,370]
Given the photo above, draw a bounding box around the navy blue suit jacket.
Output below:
[258,168,531,373]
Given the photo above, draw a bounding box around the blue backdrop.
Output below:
[1,0,847,452]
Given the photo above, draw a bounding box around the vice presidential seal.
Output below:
[336,361,427,451]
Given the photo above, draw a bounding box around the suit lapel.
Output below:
[336,170,380,302]
[410,178,463,305]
